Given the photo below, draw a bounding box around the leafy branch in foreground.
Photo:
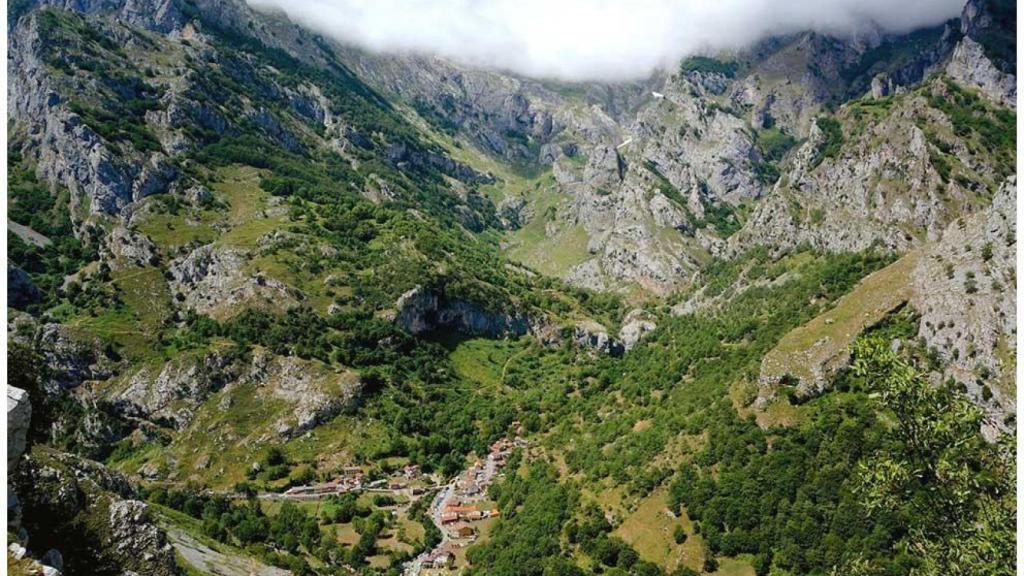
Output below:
[850,335,1015,576]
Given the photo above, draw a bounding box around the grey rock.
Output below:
[107,500,180,576]
[911,177,1016,431]
[870,73,894,99]
[573,320,625,356]
[946,37,1016,108]
[42,549,63,571]
[394,285,530,337]
[618,309,657,351]
[105,226,157,270]
[7,387,32,470]
[9,542,27,560]
[496,195,533,230]
[8,264,41,308]
[247,348,363,439]
[116,350,239,429]
[168,244,298,317]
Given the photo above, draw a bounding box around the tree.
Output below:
[851,335,1014,576]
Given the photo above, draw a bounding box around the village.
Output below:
[273,463,433,501]
[408,435,527,574]
[252,431,526,574]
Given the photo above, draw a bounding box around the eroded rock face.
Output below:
[13,448,181,576]
[105,225,157,270]
[730,82,1010,258]
[167,244,298,318]
[8,314,118,393]
[946,37,1016,108]
[114,347,362,438]
[912,177,1016,430]
[247,349,363,439]
[107,499,180,574]
[9,11,175,220]
[116,350,240,429]
[394,285,531,337]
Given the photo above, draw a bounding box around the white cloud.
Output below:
[246,0,964,81]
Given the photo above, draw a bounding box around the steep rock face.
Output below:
[8,387,33,469]
[946,37,1016,108]
[104,225,157,270]
[338,52,570,165]
[8,11,174,219]
[911,177,1016,429]
[247,349,363,439]
[394,285,531,337]
[107,499,181,571]
[115,349,240,429]
[754,179,1015,431]
[731,79,1012,256]
[959,0,1016,71]
[9,313,119,393]
[618,309,657,351]
[573,320,624,356]
[12,447,182,576]
[114,347,362,439]
[10,0,496,247]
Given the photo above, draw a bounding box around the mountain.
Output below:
[5,0,1016,575]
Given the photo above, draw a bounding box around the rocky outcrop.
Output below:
[107,499,180,573]
[115,350,240,429]
[9,11,174,219]
[754,178,1016,431]
[731,79,1011,257]
[496,195,532,230]
[247,349,362,439]
[8,387,32,470]
[394,285,530,337]
[8,264,41,308]
[8,314,118,393]
[105,225,157,270]
[946,37,1016,108]
[618,309,657,351]
[113,347,362,438]
[911,177,1016,430]
[8,386,34,535]
[573,320,624,356]
[167,244,299,318]
[12,447,181,576]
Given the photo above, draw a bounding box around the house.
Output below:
[466,510,485,521]
[440,512,459,524]
[453,524,475,538]
[445,505,480,516]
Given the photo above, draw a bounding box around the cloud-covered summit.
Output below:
[247,0,964,81]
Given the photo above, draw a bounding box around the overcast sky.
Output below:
[246,0,964,81]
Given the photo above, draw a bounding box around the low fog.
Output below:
[246,0,964,81]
